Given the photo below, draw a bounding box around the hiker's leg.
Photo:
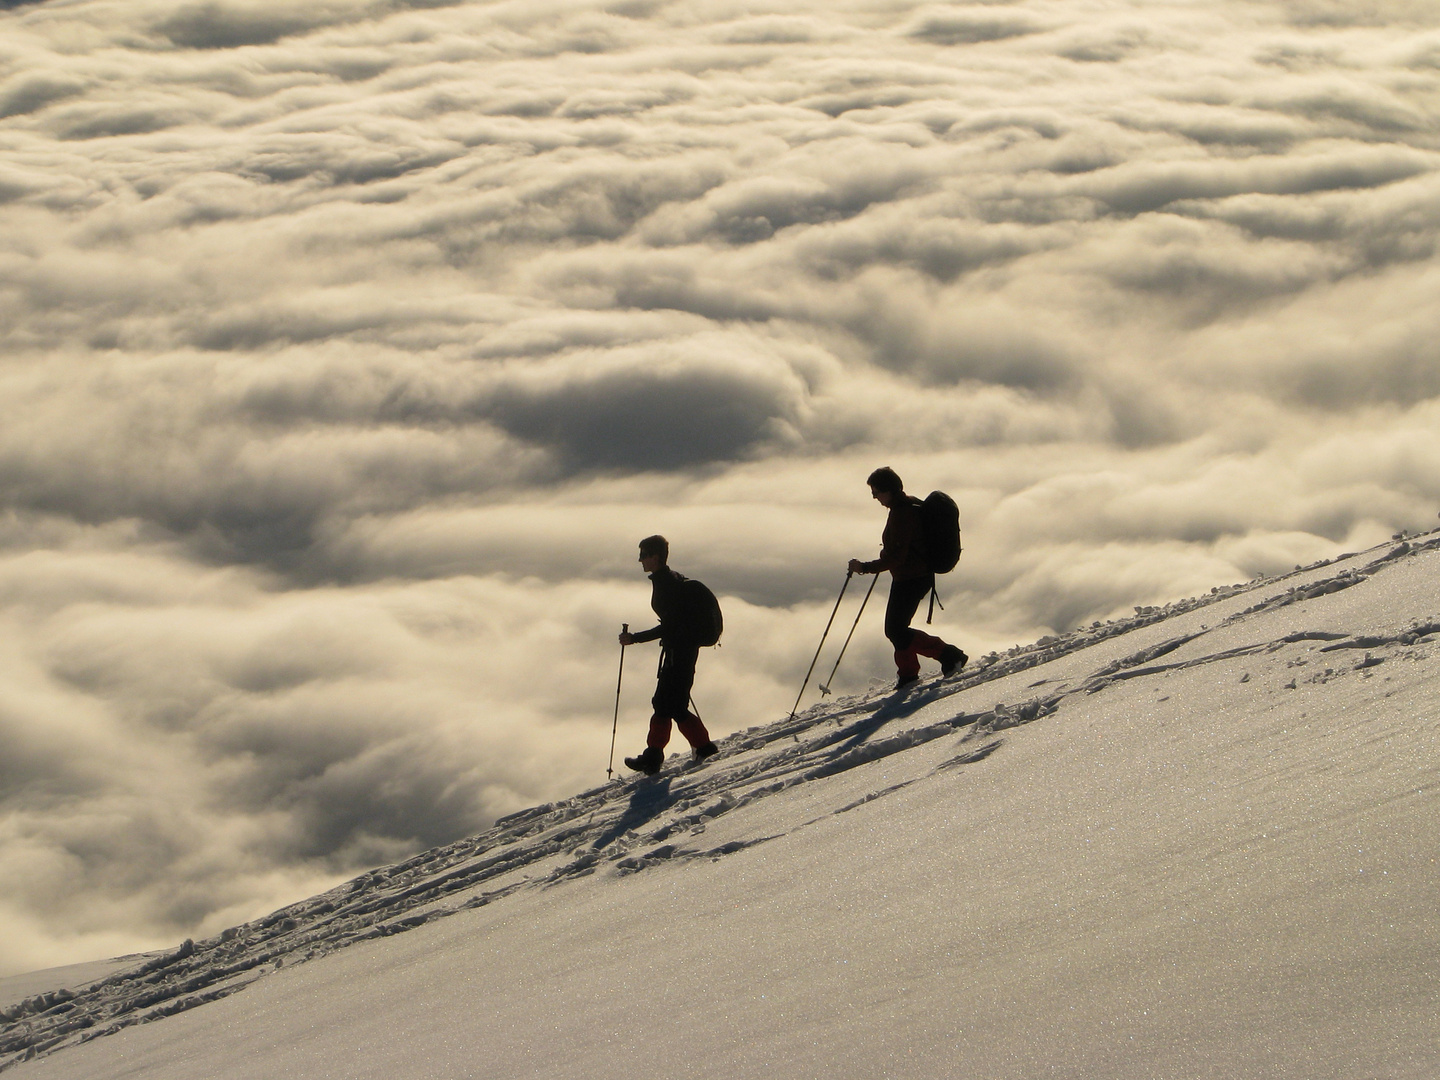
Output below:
[885,575,933,675]
[652,645,697,716]
[910,630,946,659]
[675,711,710,747]
[647,713,673,749]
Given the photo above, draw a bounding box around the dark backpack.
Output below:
[678,576,724,647]
[918,491,961,574]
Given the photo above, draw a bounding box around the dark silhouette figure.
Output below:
[619,535,719,774]
[848,467,967,690]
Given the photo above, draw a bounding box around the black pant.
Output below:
[652,642,699,719]
[884,573,935,652]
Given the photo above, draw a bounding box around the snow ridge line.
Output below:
[3,532,1436,1071]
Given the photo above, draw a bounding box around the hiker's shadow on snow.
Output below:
[591,777,676,851]
[824,683,953,754]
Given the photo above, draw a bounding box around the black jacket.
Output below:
[630,567,695,648]
[860,495,929,582]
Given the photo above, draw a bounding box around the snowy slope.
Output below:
[5,535,1440,1079]
[0,958,160,1017]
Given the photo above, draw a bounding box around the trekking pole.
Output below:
[788,571,852,721]
[819,572,877,696]
[606,623,628,779]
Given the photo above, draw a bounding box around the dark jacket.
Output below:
[861,496,929,582]
[630,567,695,648]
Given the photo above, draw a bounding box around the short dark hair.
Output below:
[867,467,903,495]
[638,535,669,563]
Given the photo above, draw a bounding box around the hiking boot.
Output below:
[693,741,719,764]
[940,646,968,677]
[624,747,664,775]
[894,672,921,691]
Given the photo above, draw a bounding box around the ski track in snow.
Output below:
[3,532,1439,1071]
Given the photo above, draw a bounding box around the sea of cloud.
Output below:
[1,0,1438,974]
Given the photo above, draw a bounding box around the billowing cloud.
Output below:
[2,0,1439,976]
[902,5,1045,46]
[480,346,808,469]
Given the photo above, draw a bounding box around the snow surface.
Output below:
[5,536,1440,1079]
[0,958,158,1014]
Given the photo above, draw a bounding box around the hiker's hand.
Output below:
[848,559,867,574]
[618,632,635,646]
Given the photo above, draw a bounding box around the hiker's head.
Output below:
[638,534,669,570]
[867,467,903,506]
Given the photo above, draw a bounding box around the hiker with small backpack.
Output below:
[848,467,968,690]
[618,535,721,775]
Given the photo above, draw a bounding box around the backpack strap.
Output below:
[926,584,945,625]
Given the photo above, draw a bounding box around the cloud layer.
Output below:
[2,0,1439,973]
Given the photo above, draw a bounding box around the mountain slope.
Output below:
[6,535,1440,1079]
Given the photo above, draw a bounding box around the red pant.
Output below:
[647,711,710,750]
[895,630,946,679]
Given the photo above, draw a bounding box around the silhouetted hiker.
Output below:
[619,535,720,775]
[848,467,967,690]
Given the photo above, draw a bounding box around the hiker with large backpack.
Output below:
[617,535,721,775]
[847,467,968,690]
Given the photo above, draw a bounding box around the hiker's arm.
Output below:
[858,508,916,574]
